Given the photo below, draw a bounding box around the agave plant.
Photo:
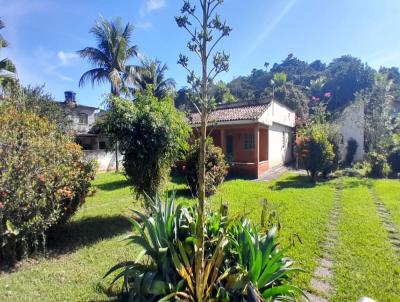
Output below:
[104,193,191,301]
[226,221,305,301]
[105,194,305,301]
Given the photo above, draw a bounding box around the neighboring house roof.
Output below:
[56,101,98,110]
[190,100,271,124]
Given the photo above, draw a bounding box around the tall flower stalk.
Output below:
[175,1,231,299]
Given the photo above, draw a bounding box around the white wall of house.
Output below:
[259,100,296,128]
[268,123,293,168]
[84,150,123,172]
[337,102,365,162]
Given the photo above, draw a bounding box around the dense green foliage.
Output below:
[366,152,389,178]
[0,98,95,264]
[296,124,336,181]
[133,58,176,99]
[106,194,303,301]
[185,139,229,196]
[98,89,190,207]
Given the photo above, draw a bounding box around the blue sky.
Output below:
[1,0,400,107]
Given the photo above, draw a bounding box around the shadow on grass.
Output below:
[47,215,131,256]
[96,179,130,191]
[271,174,317,190]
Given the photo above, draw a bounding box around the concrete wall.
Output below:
[65,105,97,134]
[84,150,123,172]
[268,123,293,168]
[259,100,296,127]
[337,102,365,162]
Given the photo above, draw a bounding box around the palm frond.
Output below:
[78,68,108,88]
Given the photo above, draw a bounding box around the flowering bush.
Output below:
[296,123,335,181]
[0,100,96,264]
[185,139,228,196]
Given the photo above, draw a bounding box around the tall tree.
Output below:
[0,18,16,92]
[324,55,375,110]
[77,17,140,96]
[134,58,176,99]
[175,0,231,299]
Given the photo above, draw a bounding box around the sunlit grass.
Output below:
[332,178,400,301]
[1,172,399,301]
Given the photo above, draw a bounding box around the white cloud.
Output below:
[140,0,166,16]
[57,51,79,65]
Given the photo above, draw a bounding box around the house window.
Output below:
[78,113,88,125]
[244,133,255,150]
[99,141,107,150]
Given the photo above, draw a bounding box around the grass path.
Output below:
[332,178,400,301]
[306,180,343,302]
[373,179,400,235]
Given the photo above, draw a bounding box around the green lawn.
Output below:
[0,172,399,301]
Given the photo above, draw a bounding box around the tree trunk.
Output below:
[195,1,208,300]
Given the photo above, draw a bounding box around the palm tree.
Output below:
[0,18,16,90]
[134,58,176,99]
[78,17,139,96]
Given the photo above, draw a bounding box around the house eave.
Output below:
[190,119,266,127]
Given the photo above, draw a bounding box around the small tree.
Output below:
[175,0,232,298]
[98,88,190,209]
[185,139,228,196]
[363,74,394,154]
[297,123,335,181]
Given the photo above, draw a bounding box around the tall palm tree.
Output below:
[134,58,176,99]
[0,18,16,89]
[78,17,139,96]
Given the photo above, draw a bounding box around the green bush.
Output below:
[0,101,95,264]
[345,138,358,166]
[296,123,335,181]
[366,152,389,178]
[98,89,190,209]
[105,194,304,301]
[388,150,400,177]
[185,139,229,196]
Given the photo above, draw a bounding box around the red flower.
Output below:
[324,92,332,98]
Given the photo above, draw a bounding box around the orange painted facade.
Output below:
[203,123,269,178]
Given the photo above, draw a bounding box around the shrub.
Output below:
[98,89,190,209]
[0,101,95,264]
[366,152,389,178]
[388,150,400,176]
[185,139,229,196]
[296,123,335,181]
[105,194,304,301]
[323,125,341,177]
[345,138,358,166]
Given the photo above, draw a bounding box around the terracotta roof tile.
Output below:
[190,100,271,124]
